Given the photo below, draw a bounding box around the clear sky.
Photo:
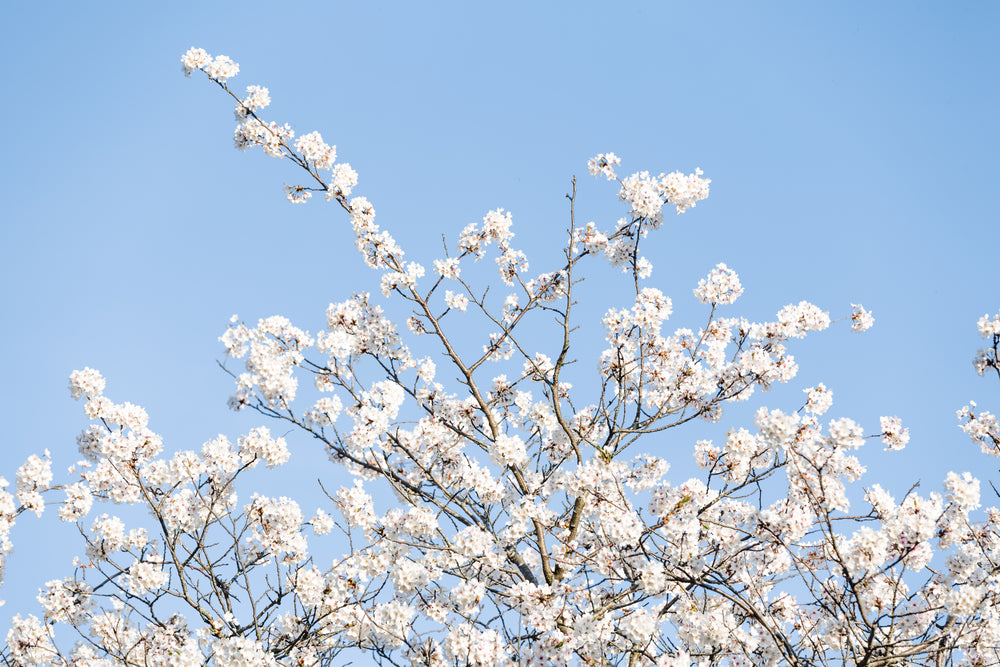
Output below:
[1,1,998,632]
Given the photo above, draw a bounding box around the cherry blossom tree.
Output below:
[2,48,1000,667]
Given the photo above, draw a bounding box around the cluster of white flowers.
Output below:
[213,636,277,667]
[850,303,875,332]
[804,383,833,415]
[944,471,980,512]
[310,508,335,535]
[5,614,56,666]
[444,290,469,312]
[220,315,313,408]
[205,55,239,82]
[15,454,52,517]
[443,624,508,667]
[304,395,343,427]
[616,167,710,222]
[37,578,92,625]
[336,480,377,531]
[693,263,743,305]
[237,84,271,117]
[58,482,93,522]
[973,310,1000,377]
[284,183,312,204]
[879,415,910,451]
[327,162,358,199]
[957,401,999,455]
[238,426,290,468]
[433,257,461,279]
[244,494,307,563]
[573,222,610,256]
[776,301,831,338]
[235,118,294,158]
[587,152,620,180]
[294,131,336,171]
[525,270,568,303]
[180,47,211,76]
[125,556,169,595]
[68,367,106,400]
[977,310,1000,338]
[489,433,528,468]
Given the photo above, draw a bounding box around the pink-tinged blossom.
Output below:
[482,208,514,243]
[656,650,692,667]
[444,581,483,619]
[841,526,889,577]
[291,567,325,608]
[457,222,486,259]
[125,557,168,595]
[977,310,1000,338]
[662,168,710,214]
[205,55,239,82]
[58,482,93,522]
[525,270,568,303]
[495,247,529,285]
[213,636,277,667]
[160,489,206,533]
[851,303,875,332]
[573,222,609,254]
[310,508,335,535]
[238,426,290,468]
[417,358,437,383]
[864,484,897,518]
[372,600,415,649]
[693,263,744,305]
[6,614,56,667]
[444,290,469,312]
[618,608,658,647]
[633,287,672,330]
[221,315,313,408]
[37,578,92,625]
[944,471,980,512]
[200,434,241,482]
[336,481,377,531]
[635,256,653,278]
[88,514,126,560]
[880,415,909,451]
[587,152,620,180]
[490,433,527,468]
[619,171,666,220]
[180,47,211,76]
[234,118,293,158]
[777,301,831,338]
[304,395,343,427]
[326,162,358,199]
[16,455,52,517]
[294,131,336,171]
[68,367,105,400]
[694,439,721,469]
[443,624,508,667]
[380,261,425,296]
[239,84,270,113]
[284,183,312,203]
[946,584,986,617]
[244,494,307,563]
[433,257,461,279]
[804,383,833,415]
[957,401,1000,455]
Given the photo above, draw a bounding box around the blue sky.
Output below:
[1,1,998,628]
